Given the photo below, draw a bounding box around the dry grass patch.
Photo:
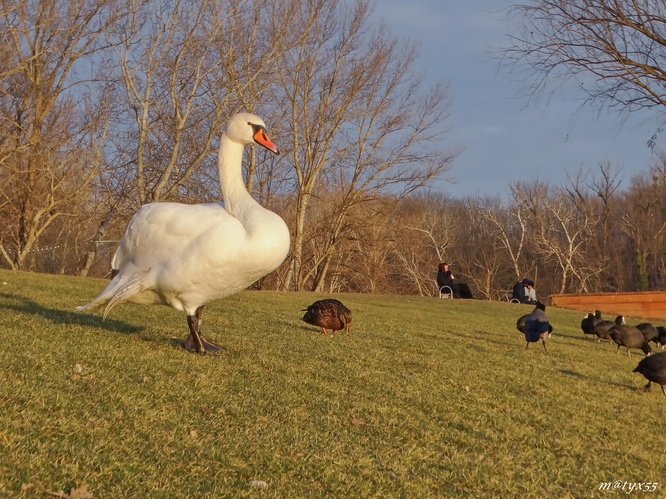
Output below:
[0,270,664,497]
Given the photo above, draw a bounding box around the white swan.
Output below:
[78,113,290,354]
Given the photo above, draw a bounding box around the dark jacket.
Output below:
[437,269,454,289]
[512,281,529,303]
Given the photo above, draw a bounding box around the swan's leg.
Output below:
[184,314,205,354]
[196,306,221,353]
[182,306,220,354]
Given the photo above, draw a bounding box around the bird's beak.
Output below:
[253,126,279,154]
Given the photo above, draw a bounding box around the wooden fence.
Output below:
[550,291,666,322]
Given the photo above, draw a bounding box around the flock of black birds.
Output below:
[517,304,666,397]
[300,298,666,398]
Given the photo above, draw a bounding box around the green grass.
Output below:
[0,269,665,498]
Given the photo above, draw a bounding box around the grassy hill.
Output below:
[0,269,664,497]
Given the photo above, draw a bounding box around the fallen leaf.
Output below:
[351,415,366,427]
[69,483,93,499]
[44,483,93,498]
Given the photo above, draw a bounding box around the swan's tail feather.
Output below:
[77,269,150,319]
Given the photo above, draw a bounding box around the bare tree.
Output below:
[562,161,623,290]
[109,0,231,207]
[621,167,666,290]
[343,199,395,293]
[389,194,460,296]
[514,181,601,294]
[464,196,514,299]
[274,0,459,291]
[480,191,528,281]
[0,0,126,270]
[504,1,666,117]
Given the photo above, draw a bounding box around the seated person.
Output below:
[437,262,459,298]
[437,263,474,299]
[512,278,535,304]
[525,280,537,304]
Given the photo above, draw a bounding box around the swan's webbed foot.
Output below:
[182,333,200,353]
[183,334,221,354]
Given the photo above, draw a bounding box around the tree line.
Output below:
[2,0,666,301]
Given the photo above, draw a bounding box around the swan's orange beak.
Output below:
[253,127,279,154]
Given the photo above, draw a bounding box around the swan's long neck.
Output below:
[217,126,290,273]
[218,133,256,218]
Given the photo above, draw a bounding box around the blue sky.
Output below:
[374,0,664,198]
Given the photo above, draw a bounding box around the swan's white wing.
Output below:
[79,202,244,315]
[113,202,244,273]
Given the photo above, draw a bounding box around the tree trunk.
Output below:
[636,251,649,291]
[78,208,115,277]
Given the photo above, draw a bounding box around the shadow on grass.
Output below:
[439,329,518,349]
[296,323,349,336]
[557,368,640,391]
[0,292,142,334]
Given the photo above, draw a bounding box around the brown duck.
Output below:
[301,299,352,335]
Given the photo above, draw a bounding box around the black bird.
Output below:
[301,299,352,335]
[520,301,552,353]
[654,326,666,349]
[590,315,624,342]
[636,323,659,344]
[516,313,528,333]
[581,310,602,339]
[633,352,666,396]
[516,305,551,334]
[609,323,652,357]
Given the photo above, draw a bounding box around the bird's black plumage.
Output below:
[633,352,666,396]
[636,323,659,344]
[590,315,624,342]
[609,323,652,357]
[581,310,602,338]
[518,302,552,353]
[654,326,666,349]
